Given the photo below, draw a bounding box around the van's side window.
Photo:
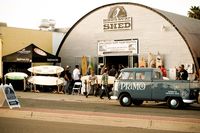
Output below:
[128,72,134,79]
[119,72,134,79]
[136,72,145,80]
[153,71,161,80]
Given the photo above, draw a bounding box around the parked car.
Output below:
[111,68,200,109]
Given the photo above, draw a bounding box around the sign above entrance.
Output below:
[98,39,138,56]
[103,6,132,31]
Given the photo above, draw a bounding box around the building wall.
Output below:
[58,4,194,70]
[52,32,65,55]
[0,27,52,56]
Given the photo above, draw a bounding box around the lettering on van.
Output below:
[119,82,146,91]
[166,91,180,95]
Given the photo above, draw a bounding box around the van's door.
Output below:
[132,71,152,100]
[151,71,172,100]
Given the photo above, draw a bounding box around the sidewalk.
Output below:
[0,91,200,133]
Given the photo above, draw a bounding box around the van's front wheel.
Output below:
[119,93,132,107]
[167,97,182,109]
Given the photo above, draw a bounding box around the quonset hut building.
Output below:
[56,2,200,78]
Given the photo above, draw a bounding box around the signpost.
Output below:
[0,84,20,109]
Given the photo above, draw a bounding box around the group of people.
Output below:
[101,64,124,77]
[86,64,125,99]
[85,67,111,99]
[59,64,124,100]
[158,64,189,80]
[59,63,197,98]
[59,65,81,94]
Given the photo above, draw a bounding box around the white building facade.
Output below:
[57,3,200,77]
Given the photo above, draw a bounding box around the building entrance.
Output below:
[102,55,138,69]
[105,56,128,69]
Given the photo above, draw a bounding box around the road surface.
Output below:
[0,117,184,133]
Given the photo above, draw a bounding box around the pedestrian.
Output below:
[194,69,200,81]
[108,65,117,77]
[100,68,110,100]
[86,70,98,98]
[58,66,67,94]
[158,65,167,77]
[177,64,188,80]
[64,65,73,94]
[72,65,81,93]
[72,65,81,82]
[116,64,124,78]
[100,65,107,75]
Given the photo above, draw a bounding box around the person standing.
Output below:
[58,67,67,94]
[108,65,117,77]
[100,68,110,100]
[72,65,81,82]
[194,69,200,81]
[100,65,107,75]
[72,65,81,93]
[158,65,167,77]
[177,64,188,80]
[64,65,73,94]
[86,70,98,98]
[116,64,124,78]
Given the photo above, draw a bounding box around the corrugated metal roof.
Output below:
[56,2,200,70]
[154,9,200,70]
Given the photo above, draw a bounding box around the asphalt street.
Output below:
[0,117,187,133]
[0,92,200,133]
[18,98,200,119]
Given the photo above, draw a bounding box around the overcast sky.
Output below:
[0,0,199,29]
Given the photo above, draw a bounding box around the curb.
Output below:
[0,107,200,133]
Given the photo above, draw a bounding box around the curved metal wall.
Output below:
[56,2,196,72]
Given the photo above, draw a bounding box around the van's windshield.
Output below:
[118,71,135,80]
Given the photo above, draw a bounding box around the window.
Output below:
[136,72,145,80]
[154,71,161,80]
[128,72,134,79]
[118,72,134,80]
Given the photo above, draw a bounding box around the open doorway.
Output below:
[105,56,128,69]
[98,56,138,74]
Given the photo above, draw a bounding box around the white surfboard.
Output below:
[5,72,28,80]
[28,76,63,86]
[28,65,64,75]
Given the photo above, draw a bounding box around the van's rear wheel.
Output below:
[167,97,182,109]
[119,94,132,107]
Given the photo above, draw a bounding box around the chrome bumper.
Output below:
[183,99,196,104]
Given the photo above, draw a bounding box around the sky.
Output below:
[0,0,200,30]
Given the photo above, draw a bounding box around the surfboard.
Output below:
[28,65,64,74]
[5,72,28,80]
[28,76,63,86]
[148,53,156,68]
[139,57,146,67]
[156,52,162,68]
[81,56,88,76]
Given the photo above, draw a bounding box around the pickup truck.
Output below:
[111,68,200,109]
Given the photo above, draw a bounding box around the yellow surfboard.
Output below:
[139,57,146,67]
[81,56,88,76]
